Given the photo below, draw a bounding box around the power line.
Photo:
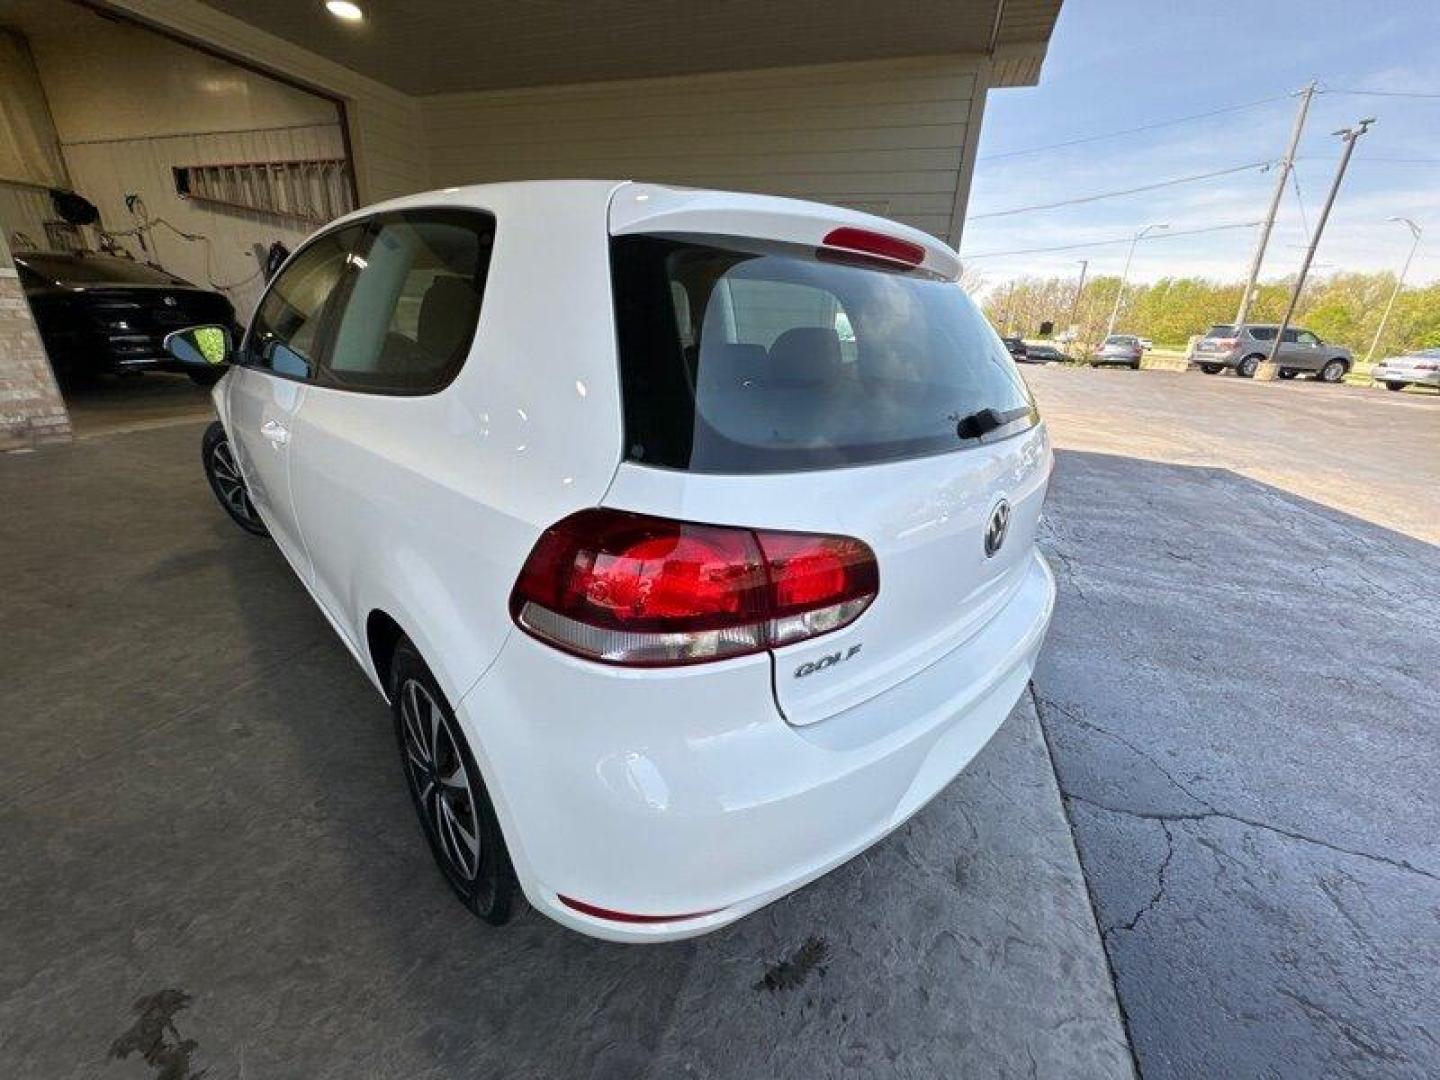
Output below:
[1291,168,1311,238]
[977,93,1291,161]
[961,220,1263,260]
[1325,87,1440,99]
[968,161,1272,221]
[1298,155,1440,164]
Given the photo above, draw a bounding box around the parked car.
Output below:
[1022,343,1072,364]
[1192,323,1352,381]
[1371,348,1440,392]
[1138,338,1154,351]
[1092,334,1143,369]
[13,251,240,386]
[165,181,1057,942]
[1002,336,1029,361]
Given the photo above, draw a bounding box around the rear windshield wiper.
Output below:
[952,406,1030,441]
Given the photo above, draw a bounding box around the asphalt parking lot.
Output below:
[2,365,1435,1079]
[1024,365,1440,1078]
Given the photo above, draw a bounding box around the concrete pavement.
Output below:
[0,421,1131,1079]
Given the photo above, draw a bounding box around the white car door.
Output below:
[228,224,363,581]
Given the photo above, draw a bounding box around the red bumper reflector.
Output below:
[557,894,722,924]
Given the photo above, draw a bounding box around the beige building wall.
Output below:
[422,55,988,246]
[17,10,349,317]
[105,0,430,205]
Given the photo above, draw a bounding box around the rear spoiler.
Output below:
[609,182,962,282]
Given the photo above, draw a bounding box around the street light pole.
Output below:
[1106,223,1167,340]
[1069,258,1088,335]
[1364,216,1423,364]
[1259,118,1375,380]
[1234,81,1317,332]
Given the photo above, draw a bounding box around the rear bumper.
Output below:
[1373,365,1440,387]
[457,548,1056,942]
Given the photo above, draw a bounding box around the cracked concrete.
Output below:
[1024,366,1440,1079]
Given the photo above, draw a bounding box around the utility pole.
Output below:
[1069,259,1088,337]
[1234,81,1316,332]
[1364,216,1423,363]
[1106,223,1167,340]
[1260,118,1375,380]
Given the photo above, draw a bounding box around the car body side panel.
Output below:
[282,183,626,705]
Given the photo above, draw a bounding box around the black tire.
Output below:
[1278,369,1298,380]
[1130,361,1141,371]
[1319,359,1347,384]
[201,421,268,536]
[1200,363,1223,375]
[1385,381,1405,392]
[1236,354,1263,378]
[391,638,516,925]
[189,368,224,388]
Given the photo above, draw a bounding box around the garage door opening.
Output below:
[0,0,356,439]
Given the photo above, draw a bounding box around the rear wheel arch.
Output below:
[366,609,407,698]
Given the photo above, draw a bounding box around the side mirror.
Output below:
[164,324,234,370]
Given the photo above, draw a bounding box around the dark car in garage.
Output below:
[14,251,240,386]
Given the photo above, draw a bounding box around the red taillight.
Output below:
[509,509,878,666]
[820,226,926,267]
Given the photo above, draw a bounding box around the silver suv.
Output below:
[1193,324,1352,382]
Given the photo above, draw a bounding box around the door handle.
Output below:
[260,419,290,446]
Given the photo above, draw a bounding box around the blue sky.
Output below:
[963,0,1440,290]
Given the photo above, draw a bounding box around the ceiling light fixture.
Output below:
[325,1,364,21]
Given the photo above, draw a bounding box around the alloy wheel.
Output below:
[399,678,481,882]
[208,440,261,528]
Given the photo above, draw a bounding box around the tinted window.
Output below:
[1248,327,1278,341]
[611,235,1036,474]
[17,253,189,287]
[321,210,493,395]
[1281,329,1299,343]
[245,226,360,379]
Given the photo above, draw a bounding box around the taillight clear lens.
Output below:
[758,532,879,646]
[510,510,877,666]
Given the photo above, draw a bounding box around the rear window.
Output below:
[1105,336,1138,345]
[610,235,1036,474]
[1206,325,1235,337]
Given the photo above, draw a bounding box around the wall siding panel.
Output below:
[61,124,347,318]
[421,56,982,243]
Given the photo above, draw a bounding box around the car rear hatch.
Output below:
[1195,326,1238,355]
[603,184,1050,729]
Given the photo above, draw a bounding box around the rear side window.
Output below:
[611,235,1035,473]
[1249,327,1278,341]
[321,209,494,395]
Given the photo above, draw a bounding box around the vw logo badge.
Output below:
[984,499,1011,558]
[163,295,178,307]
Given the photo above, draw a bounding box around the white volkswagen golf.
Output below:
[166,181,1055,942]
